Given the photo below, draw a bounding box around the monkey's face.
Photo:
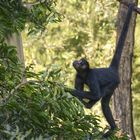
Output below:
[73,58,89,72]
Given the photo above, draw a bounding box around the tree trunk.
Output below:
[112,1,137,140]
[5,33,26,82]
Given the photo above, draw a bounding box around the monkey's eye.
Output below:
[80,61,85,65]
[79,60,84,65]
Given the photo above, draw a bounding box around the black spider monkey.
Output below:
[68,3,135,136]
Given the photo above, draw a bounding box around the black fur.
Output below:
[70,3,135,133]
[110,3,135,69]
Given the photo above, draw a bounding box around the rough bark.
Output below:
[112,1,137,140]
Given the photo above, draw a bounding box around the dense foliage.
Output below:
[0,0,61,41]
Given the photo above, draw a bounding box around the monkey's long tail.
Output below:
[110,3,135,70]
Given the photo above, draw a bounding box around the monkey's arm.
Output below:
[70,75,101,100]
[74,75,84,91]
[74,75,90,105]
[71,89,101,100]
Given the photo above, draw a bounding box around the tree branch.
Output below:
[117,0,140,14]
[2,80,40,104]
[23,0,45,9]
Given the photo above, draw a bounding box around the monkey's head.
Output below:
[73,58,89,72]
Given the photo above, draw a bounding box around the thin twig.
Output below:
[3,80,40,104]
[23,0,45,9]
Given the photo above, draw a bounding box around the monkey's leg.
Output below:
[102,82,118,97]
[84,83,116,109]
[101,94,117,130]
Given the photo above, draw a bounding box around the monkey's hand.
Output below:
[84,99,98,109]
[64,87,73,93]
[82,98,90,103]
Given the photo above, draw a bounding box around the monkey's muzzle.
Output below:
[73,60,80,69]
